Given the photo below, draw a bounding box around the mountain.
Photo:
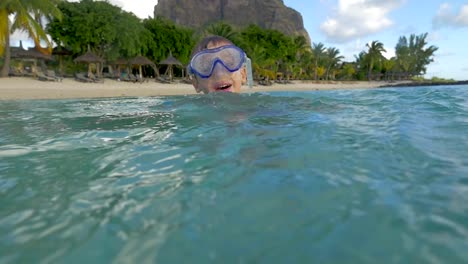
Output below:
[153,0,311,43]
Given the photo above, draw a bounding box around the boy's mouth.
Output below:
[214,83,233,92]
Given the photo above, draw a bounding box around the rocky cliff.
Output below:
[153,0,310,43]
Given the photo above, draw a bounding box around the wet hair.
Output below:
[190,35,234,58]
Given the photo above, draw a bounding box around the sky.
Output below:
[10,0,468,80]
[281,0,468,80]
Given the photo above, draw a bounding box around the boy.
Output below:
[188,35,252,94]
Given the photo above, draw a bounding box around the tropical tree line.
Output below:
[1,0,439,81]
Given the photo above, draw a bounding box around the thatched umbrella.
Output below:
[159,52,183,81]
[52,46,72,76]
[74,51,104,76]
[11,41,53,75]
[108,58,129,78]
[129,55,155,78]
[11,41,52,61]
[52,45,71,56]
[10,41,27,58]
[112,57,129,66]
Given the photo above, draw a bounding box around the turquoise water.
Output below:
[1,86,467,263]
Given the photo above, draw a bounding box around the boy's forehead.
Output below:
[206,40,232,50]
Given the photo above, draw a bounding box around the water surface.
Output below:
[1,85,467,263]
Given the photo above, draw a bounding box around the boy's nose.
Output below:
[211,61,230,76]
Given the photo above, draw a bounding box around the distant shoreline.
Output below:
[379,80,468,88]
[0,77,465,100]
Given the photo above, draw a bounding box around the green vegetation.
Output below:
[1,0,62,77]
[142,17,194,65]
[47,0,149,60]
[396,33,438,77]
[412,76,456,83]
[1,0,440,81]
[365,41,386,81]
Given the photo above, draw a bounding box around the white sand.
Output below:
[0,77,390,100]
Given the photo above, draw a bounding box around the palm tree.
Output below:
[382,57,397,80]
[312,42,326,80]
[406,33,438,76]
[325,47,344,80]
[204,21,237,41]
[298,51,313,79]
[293,36,309,57]
[341,63,356,80]
[244,44,267,80]
[366,41,386,81]
[0,0,62,77]
[292,35,310,78]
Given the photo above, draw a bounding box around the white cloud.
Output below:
[10,31,31,47]
[433,3,468,29]
[68,0,157,19]
[320,0,405,43]
[109,0,157,19]
[340,39,365,61]
[382,48,395,59]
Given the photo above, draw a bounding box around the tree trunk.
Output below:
[0,15,10,78]
[326,65,332,81]
[367,60,373,81]
[314,61,318,81]
[152,65,160,78]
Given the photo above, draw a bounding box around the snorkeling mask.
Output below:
[189,45,254,88]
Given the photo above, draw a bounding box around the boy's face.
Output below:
[191,41,247,94]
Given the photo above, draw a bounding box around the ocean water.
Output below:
[1,85,467,263]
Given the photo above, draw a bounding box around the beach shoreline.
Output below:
[0,77,407,100]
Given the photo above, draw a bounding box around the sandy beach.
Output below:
[0,77,391,100]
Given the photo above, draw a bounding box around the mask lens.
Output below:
[217,48,240,69]
[192,54,214,76]
[190,45,245,78]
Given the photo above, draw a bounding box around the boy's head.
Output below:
[188,35,247,94]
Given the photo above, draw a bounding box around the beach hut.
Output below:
[129,55,155,79]
[108,58,129,79]
[159,52,183,81]
[74,50,104,77]
[52,46,72,76]
[11,43,52,61]
[10,41,53,76]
